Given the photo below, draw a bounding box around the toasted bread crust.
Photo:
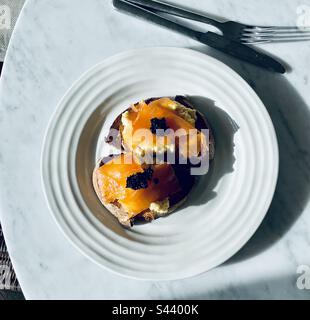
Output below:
[92,160,132,227]
[92,159,193,227]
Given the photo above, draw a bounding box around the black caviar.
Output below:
[126,167,154,190]
[143,167,154,180]
[150,117,168,135]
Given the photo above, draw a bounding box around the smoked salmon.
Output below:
[95,154,181,218]
[121,98,207,158]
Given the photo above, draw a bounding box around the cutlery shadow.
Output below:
[191,45,310,264]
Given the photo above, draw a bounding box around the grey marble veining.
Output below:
[0,0,310,299]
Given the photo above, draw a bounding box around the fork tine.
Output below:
[241,25,310,43]
[243,26,310,33]
[243,30,310,36]
[242,33,310,39]
[241,36,310,44]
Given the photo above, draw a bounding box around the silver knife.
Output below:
[113,0,286,74]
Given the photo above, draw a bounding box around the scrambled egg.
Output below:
[121,100,197,154]
[149,197,170,215]
[165,101,197,126]
[135,144,175,158]
[121,111,131,128]
[121,107,177,156]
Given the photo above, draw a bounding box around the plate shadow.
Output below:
[181,96,239,209]
[190,45,310,263]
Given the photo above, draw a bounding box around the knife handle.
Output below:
[113,0,198,39]
[127,0,223,29]
[114,0,286,74]
[198,32,285,73]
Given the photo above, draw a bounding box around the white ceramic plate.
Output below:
[41,47,278,280]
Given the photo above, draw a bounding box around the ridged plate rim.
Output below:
[41,47,279,280]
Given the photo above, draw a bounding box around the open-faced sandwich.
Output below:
[93,96,215,227]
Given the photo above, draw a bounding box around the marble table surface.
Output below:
[1,0,310,299]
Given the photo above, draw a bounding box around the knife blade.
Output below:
[113,0,285,74]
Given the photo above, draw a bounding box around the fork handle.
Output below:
[127,0,223,29]
[198,32,285,73]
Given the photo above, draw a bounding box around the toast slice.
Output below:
[92,156,195,227]
[106,95,215,160]
[93,96,215,227]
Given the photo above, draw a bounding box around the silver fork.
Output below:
[127,0,310,44]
